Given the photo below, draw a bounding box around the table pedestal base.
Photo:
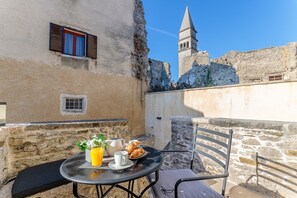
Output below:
[73,170,159,198]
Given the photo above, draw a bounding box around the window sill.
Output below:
[61,111,86,115]
[61,54,90,61]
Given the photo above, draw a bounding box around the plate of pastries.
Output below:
[125,140,148,159]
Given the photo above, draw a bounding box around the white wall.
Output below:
[145,81,297,149]
[0,0,135,76]
[0,104,5,122]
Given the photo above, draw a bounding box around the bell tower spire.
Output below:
[178,6,198,77]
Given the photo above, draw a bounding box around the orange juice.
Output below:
[90,147,104,167]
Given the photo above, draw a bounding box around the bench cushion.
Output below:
[147,169,223,198]
[12,159,70,198]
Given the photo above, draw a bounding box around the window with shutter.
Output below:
[49,23,97,59]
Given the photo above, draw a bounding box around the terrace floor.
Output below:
[209,179,269,198]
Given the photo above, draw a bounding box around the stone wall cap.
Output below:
[190,117,297,133]
[191,117,210,124]
[5,119,129,131]
[169,116,193,122]
[170,116,210,123]
[145,80,297,95]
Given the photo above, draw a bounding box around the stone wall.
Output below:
[180,51,210,76]
[0,120,154,197]
[165,117,297,198]
[179,42,297,85]
[212,42,297,83]
[131,0,149,81]
[177,61,239,88]
[0,120,128,186]
[149,59,172,91]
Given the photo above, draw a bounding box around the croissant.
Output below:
[130,147,144,159]
[125,143,137,154]
[132,140,141,147]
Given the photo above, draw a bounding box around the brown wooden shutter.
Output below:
[87,34,97,59]
[49,23,63,52]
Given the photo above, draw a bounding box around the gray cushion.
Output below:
[148,169,223,198]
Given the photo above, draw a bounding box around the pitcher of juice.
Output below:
[90,147,104,167]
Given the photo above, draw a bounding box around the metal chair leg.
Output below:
[128,181,131,198]
[73,182,79,198]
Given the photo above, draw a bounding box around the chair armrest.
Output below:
[174,173,229,198]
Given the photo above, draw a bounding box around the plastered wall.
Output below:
[0,0,148,135]
[0,0,136,76]
[145,81,297,148]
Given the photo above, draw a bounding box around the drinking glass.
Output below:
[90,147,104,167]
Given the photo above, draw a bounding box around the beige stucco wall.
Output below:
[0,0,136,76]
[145,81,297,148]
[0,0,148,135]
[0,58,145,136]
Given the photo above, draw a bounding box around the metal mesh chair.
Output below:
[148,124,233,198]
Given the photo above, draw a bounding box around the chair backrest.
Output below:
[253,152,297,196]
[191,124,233,196]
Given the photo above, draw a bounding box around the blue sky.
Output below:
[142,0,297,82]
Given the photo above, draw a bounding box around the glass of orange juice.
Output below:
[90,146,104,167]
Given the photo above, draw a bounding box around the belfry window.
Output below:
[186,42,189,48]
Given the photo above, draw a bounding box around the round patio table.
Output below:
[60,146,164,198]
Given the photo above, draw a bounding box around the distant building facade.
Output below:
[212,43,297,83]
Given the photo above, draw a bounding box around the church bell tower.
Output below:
[178,6,198,77]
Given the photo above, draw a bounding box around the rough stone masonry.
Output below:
[164,117,297,198]
[0,120,155,197]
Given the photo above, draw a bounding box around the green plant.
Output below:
[76,140,88,151]
[91,134,108,148]
[76,134,108,151]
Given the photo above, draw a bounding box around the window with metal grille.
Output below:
[60,95,87,114]
[269,75,283,81]
[65,98,83,111]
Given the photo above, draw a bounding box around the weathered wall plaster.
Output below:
[0,0,149,135]
[145,81,297,149]
[0,0,137,76]
[0,58,146,136]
